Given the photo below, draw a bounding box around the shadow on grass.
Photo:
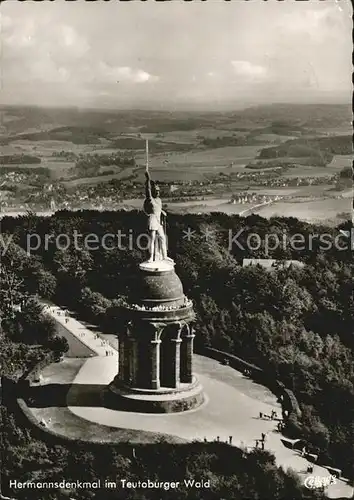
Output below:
[26,382,203,415]
[27,383,106,408]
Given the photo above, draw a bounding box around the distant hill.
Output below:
[248,121,305,137]
[1,103,351,137]
[258,135,352,166]
[0,154,41,165]
[230,103,352,129]
[2,126,111,145]
[111,137,191,152]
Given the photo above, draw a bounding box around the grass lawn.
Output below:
[30,404,186,444]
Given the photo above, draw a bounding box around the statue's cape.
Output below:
[143,198,154,215]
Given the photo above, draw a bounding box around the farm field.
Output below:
[282,155,351,179]
[251,185,336,197]
[327,154,352,168]
[120,197,254,215]
[249,133,296,143]
[340,188,353,199]
[8,139,94,155]
[40,160,74,179]
[256,198,351,224]
[63,167,137,187]
[135,167,212,183]
[133,163,247,183]
[0,104,351,225]
[88,147,135,155]
[135,145,263,168]
[135,127,282,144]
[284,166,341,178]
[168,201,255,215]
[135,131,198,144]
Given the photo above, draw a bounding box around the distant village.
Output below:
[0,165,344,213]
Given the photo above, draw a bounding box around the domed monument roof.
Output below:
[129,261,185,308]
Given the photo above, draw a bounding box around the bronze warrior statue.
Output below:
[144,168,172,263]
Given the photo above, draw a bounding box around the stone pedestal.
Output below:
[107,259,205,413]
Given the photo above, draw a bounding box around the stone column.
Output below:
[118,337,125,382]
[180,330,195,384]
[170,338,182,388]
[128,338,138,386]
[150,339,161,389]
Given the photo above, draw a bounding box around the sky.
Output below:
[0,0,352,110]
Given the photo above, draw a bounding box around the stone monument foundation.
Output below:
[106,260,205,413]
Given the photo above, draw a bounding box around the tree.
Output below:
[31,269,57,299]
[0,267,25,319]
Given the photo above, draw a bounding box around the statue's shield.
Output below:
[143,198,154,215]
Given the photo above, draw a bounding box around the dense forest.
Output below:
[247,121,305,137]
[2,126,111,145]
[1,406,326,500]
[139,119,203,133]
[258,135,352,165]
[0,209,353,497]
[0,238,69,381]
[339,166,352,179]
[0,155,42,165]
[202,135,264,148]
[201,120,310,149]
[111,137,191,152]
[0,166,50,177]
[71,154,136,179]
[245,161,291,171]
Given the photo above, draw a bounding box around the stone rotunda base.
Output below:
[108,258,206,413]
[105,376,205,414]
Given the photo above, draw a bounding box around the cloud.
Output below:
[231,60,268,79]
[60,25,90,58]
[2,16,90,57]
[277,6,348,44]
[2,18,36,49]
[0,1,351,108]
[284,7,336,32]
[134,70,157,83]
[98,63,159,84]
[0,12,13,29]
[31,59,70,84]
[2,19,89,87]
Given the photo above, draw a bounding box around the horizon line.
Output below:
[0,101,351,114]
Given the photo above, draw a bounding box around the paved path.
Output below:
[42,303,117,358]
[69,354,281,444]
[34,302,353,499]
[67,355,353,499]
